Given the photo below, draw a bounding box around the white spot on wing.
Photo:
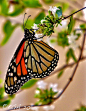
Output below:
[10,73,13,76]
[10,63,12,66]
[5,84,7,88]
[8,69,10,72]
[14,77,17,81]
[8,87,10,90]
[25,59,27,63]
[14,67,16,72]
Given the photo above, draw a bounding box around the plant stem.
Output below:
[62,7,86,20]
[53,31,86,101]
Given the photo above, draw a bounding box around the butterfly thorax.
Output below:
[24,28,36,44]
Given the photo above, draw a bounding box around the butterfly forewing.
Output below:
[5,39,32,94]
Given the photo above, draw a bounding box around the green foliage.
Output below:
[34,11,45,24]
[80,24,86,30]
[37,18,54,36]
[66,48,77,63]
[21,0,42,8]
[0,86,15,108]
[35,88,58,105]
[0,0,9,16]
[57,70,64,78]
[21,79,38,89]
[75,105,86,111]
[62,3,69,12]
[57,31,69,47]
[50,39,57,43]
[0,87,4,99]
[0,0,3,4]
[43,0,54,4]
[37,6,62,36]
[68,16,75,34]
[8,5,24,16]
[56,2,69,12]
[0,0,24,16]
[0,0,41,16]
[56,6,62,18]
[0,79,3,84]
[8,94,15,99]
[0,99,11,107]
[0,20,18,46]
[74,30,81,40]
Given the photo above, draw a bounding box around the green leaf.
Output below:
[66,48,77,63]
[57,31,69,47]
[22,0,42,8]
[36,87,41,91]
[34,88,56,105]
[0,0,9,16]
[34,11,45,24]
[56,3,69,12]
[43,0,54,4]
[50,39,57,43]
[8,94,15,99]
[62,3,69,12]
[8,5,24,16]
[56,6,62,18]
[21,79,37,89]
[75,105,86,111]
[0,99,11,107]
[35,100,42,105]
[68,16,75,34]
[0,20,17,46]
[0,79,3,84]
[0,87,4,99]
[80,24,86,30]
[0,0,3,4]
[57,70,64,78]
[74,30,81,40]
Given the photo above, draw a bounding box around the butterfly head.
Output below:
[24,28,35,39]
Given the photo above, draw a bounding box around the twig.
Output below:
[74,17,86,23]
[61,7,86,20]
[53,31,86,101]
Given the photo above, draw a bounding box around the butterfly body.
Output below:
[5,28,59,94]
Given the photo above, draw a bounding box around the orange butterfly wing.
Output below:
[5,39,32,94]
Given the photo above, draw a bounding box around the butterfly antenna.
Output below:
[23,13,27,29]
[24,15,31,28]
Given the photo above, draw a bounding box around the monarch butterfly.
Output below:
[4,14,59,94]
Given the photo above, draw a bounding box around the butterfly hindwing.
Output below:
[24,40,59,78]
